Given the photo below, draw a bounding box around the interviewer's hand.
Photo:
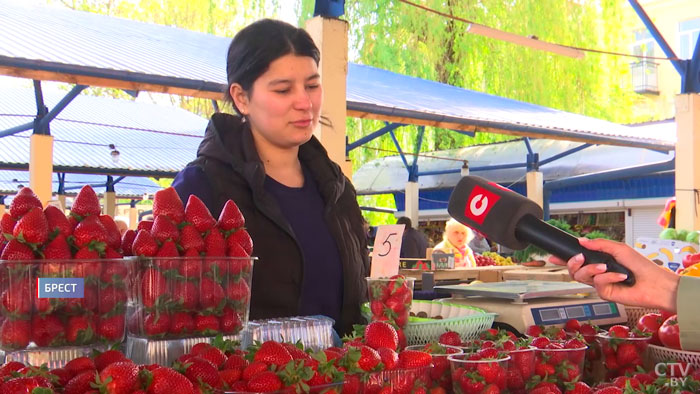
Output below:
[549,238,679,312]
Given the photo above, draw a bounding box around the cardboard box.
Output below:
[431,252,455,270]
[634,237,699,272]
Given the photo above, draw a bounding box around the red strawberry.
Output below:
[564,381,592,393]
[608,325,629,339]
[530,336,551,349]
[173,280,198,309]
[1,376,53,393]
[185,195,216,232]
[227,241,249,258]
[64,370,98,394]
[246,370,281,393]
[98,361,139,394]
[74,246,100,260]
[100,260,128,283]
[12,207,48,245]
[44,205,71,237]
[557,360,580,382]
[73,215,108,249]
[203,229,226,257]
[564,319,581,333]
[2,282,32,315]
[49,367,72,388]
[98,285,127,314]
[229,229,253,255]
[253,341,294,366]
[71,185,101,218]
[179,225,204,252]
[178,255,202,277]
[398,349,433,369]
[198,346,227,369]
[94,349,127,372]
[153,188,185,223]
[96,315,125,342]
[0,319,30,349]
[154,240,180,271]
[199,277,225,309]
[438,330,462,346]
[220,307,242,334]
[151,216,179,243]
[9,188,42,219]
[224,354,249,370]
[98,215,122,249]
[217,200,245,231]
[120,229,136,256]
[0,239,35,260]
[132,230,159,257]
[141,268,168,308]
[66,315,94,344]
[144,367,195,394]
[169,312,195,335]
[364,321,398,351]
[137,220,153,232]
[43,234,72,259]
[179,357,223,389]
[615,342,641,366]
[1,213,16,235]
[376,347,399,370]
[355,345,381,371]
[64,356,96,378]
[0,361,25,380]
[525,325,544,337]
[219,368,241,387]
[226,280,250,305]
[144,313,171,337]
[531,381,563,394]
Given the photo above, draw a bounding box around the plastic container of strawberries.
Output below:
[0,257,133,352]
[128,256,255,340]
[224,382,343,394]
[362,365,432,394]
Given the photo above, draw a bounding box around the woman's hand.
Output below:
[549,238,680,312]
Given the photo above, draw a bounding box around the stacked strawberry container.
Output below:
[0,186,132,366]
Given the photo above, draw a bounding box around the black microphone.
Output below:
[447,176,635,286]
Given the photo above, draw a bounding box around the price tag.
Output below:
[370,224,405,278]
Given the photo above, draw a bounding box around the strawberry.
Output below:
[144,313,171,337]
[564,319,581,333]
[141,268,168,308]
[224,354,249,370]
[144,367,195,394]
[169,312,195,335]
[178,357,223,389]
[615,342,641,366]
[220,307,242,334]
[246,370,281,392]
[44,205,71,238]
[219,369,241,387]
[226,280,250,305]
[530,381,563,394]
[535,361,556,378]
[199,277,225,309]
[96,315,125,342]
[1,213,16,235]
[592,387,622,394]
[64,370,98,394]
[229,229,253,256]
[132,230,159,257]
[217,200,245,231]
[153,188,185,223]
[0,238,35,260]
[49,367,72,388]
[364,321,398,351]
[178,255,202,278]
[98,215,122,249]
[229,258,252,277]
[64,356,96,378]
[438,330,462,346]
[203,229,226,257]
[376,347,399,370]
[137,220,153,232]
[608,325,629,339]
[151,216,179,244]
[12,207,48,245]
[98,285,127,315]
[173,280,199,310]
[65,315,94,345]
[398,349,433,369]
[530,336,551,349]
[120,229,136,256]
[43,234,72,259]
[194,315,220,335]
[1,376,53,393]
[0,361,25,380]
[556,360,580,382]
[179,225,204,252]
[71,185,101,218]
[154,240,180,271]
[74,246,100,260]
[94,349,127,372]
[97,361,139,394]
[73,215,108,249]
[100,260,128,283]
[253,341,294,366]
[227,241,249,258]
[0,319,30,349]
[2,282,32,315]
[525,325,544,337]
[198,346,227,369]
[9,188,42,219]
[185,195,216,232]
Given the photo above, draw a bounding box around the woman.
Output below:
[172,19,369,335]
[434,219,477,268]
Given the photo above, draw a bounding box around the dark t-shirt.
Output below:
[400,227,429,258]
[264,165,344,324]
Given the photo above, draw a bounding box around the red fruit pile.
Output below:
[529,335,587,392]
[419,340,462,391]
[598,325,651,380]
[474,254,496,267]
[367,275,413,349]
[127,189,253,339]
[0,186,129,350]
[450,348,510,394]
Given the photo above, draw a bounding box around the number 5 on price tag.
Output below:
[370,224,405,278]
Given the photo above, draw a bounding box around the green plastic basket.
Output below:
[362,300,496,345]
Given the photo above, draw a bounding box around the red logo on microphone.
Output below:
[464,185,501,224]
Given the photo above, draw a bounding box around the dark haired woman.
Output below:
[172,19,369,335]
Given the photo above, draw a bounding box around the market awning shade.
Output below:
[0,1,675,151]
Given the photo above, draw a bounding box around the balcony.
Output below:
[630,60,659,95]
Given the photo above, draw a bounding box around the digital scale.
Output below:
[434,280,628,335]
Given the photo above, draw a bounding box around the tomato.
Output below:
[660,309,675,322]
[658,315,681,350]
[636,313,664,345]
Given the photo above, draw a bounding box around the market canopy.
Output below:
[0,0,674,152]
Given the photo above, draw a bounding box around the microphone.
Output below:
[447,176,635,286]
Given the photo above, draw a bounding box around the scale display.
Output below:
[531,301,620,325]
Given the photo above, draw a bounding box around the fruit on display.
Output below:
[366,275,413,349]
[0,186,130,350]
[635,312,664,346]
[659,227,700,243]
[450,349,510,394]
[474,251,515,266]
[127,189,254,339]
[597,325,651,380]
[658,314,681,350]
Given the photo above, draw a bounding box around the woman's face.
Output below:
[233,54,322,149]
[446,226,468,247]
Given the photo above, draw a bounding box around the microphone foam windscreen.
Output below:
[447,176,543,250]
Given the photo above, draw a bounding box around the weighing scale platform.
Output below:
[434,280,628,335]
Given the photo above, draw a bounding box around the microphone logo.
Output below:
[464,185,501,224]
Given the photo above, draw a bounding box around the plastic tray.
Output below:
[0,344,108,369]
[647,344,700,367]
[363,300,496,345]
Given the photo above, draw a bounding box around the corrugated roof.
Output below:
[0,87,206,176]
[0,1,675,151]
[352,139,675,194]
[0,170,162,198]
